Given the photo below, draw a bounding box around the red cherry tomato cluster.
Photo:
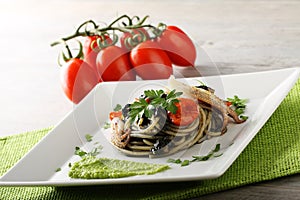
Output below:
[51,15,197,104]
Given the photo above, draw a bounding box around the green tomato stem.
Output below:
[107,14,133,28]
[65,43,73,59]
[50,15,163,56]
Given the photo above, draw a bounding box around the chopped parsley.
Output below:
[74,145,103,158]
[167,144,222,167]
[114,104,122,111]
[167,158,182,164]
[180,160,190,167]
[226,95,248,120]
[85,134,93,142]
[103,122,111,129]
[196,80,207,87]
[55,168,61,172]
[192,144,222,162]
[75,146,87,157]
[87,145,103,157]
[129,89,182,121]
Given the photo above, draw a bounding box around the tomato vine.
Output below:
[51,15,197,104]
[50,15,165,49]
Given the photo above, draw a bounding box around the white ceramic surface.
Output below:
[0,68,299,186]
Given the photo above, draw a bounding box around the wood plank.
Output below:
[199,174,300,199]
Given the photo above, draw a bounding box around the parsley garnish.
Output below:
[167,158,182,164]
[103,122,111,129]
[75,146,87,157]
[114,104,122,111]
[192,144,222,162]
[87,145,103,157]
[85,134,93,142]
[196,80,206,86]
[55,168,61,172]
[74,145,103,158]
[129,89,182,121]
[167,144,222,167]
[181,160,190,167]
[226,95,248,120]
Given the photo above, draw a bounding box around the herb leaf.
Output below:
[74,145,103,158]
[55,168,61,172]
[181,160,190,167]
[113,104,122,111]
[213,143,221,152]
[85,134,93,142]
[226,95,248,120]
[168,144,222,167]
[129,89,182,121]
[75,146,87,157]
[87,145,103,157]
[103,122,111,129]
[167,158,182,164]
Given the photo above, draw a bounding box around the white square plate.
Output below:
[1,67,299,186]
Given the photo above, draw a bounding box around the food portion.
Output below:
[69,156,169,179]
[108,76,247,157]
[51,15,197,103]
[66,135,169,179]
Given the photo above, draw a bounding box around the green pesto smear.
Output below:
[69,156,170,179]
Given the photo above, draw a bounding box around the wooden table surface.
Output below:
[1,0,300,199]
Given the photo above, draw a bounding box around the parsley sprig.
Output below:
[114,104,122,111]
[129,89,182,121]
[226,95,248,120]
[74,145,103,158]
[167,144,222,167]
[85,134,93,142]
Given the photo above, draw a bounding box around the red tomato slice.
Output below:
[109,111,123,121]
[168,98,199,126]
[226,101,232,107]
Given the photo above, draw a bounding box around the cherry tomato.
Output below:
[109,111,123,121]
[120,28,150,51]
[168,98,199,126]
[60,58,99,104]
[130,40,173,80]
[96,45,136,81]
[226,101,232,107]
[157,25,196,67]
[83,35,112,79]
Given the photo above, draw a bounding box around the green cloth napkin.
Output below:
[1,78,300,200]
